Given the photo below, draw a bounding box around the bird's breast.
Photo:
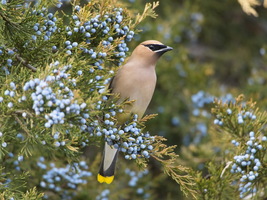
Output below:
[113,67,156,120]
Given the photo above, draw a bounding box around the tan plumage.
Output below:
[98,40,172,184]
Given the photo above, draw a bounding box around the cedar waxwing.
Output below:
[97,40,173,184]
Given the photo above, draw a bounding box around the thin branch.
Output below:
[13,113,31,136]
[7,48,37,72]
[14,110,34,118]
[0,12,9,23]
[15,53,37,72]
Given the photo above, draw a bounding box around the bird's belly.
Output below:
[116,82,155,123]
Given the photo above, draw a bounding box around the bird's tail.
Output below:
[97,142,119,184]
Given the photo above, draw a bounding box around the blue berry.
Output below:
[7,102,13,108]
[227,109,232,115]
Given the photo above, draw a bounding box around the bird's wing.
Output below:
[108,76,115,93]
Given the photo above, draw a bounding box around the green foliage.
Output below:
[134,1,159,25]
[193,162,238,200]
[0,0,195,199]
[152,136,197,199]
[2,0,267,199]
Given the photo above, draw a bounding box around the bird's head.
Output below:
[127,40,173,66]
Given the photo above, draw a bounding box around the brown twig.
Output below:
[15,53,37,72]
[13,113,31,136]
[6,48,37,72]
[14,110,34,118]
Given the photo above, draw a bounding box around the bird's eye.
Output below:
[148,45,155,50]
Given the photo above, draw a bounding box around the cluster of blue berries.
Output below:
[5,152,24,172]
[189,91,235,145]
[95,114,155,160]
[230,131,263,198]
[38,157,91,198]
[191,90,214,117]
[213,107,231,127]
[213,118,224,126]
[125,168,150,199]
[155,11,203,44]
[0,81,17,111]
[96,168,150,200]
[192,91,235,108]
[96,189,110,200]
[236,111,256,124]
[31,8,58,42]
[125,168,149,186]
[187,12,204,42]
[22,62,89,130]
[95,168,150,200]
[191,90,214,108]
[0,152,25,185]
[214,109,256,127]
[64,6,134,66]
[192,122,208,144]
[20,60,155,156]
[0,47,15,75]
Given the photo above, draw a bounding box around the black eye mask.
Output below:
[143,44,167,52]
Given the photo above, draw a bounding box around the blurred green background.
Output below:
[124,0,267,198]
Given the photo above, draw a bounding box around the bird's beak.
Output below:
[167,46,173,51]
[155,45,173,55]
[164,46,173,52]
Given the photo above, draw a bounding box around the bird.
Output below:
[97,40,173,184]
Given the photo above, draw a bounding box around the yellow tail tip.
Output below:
[97,174,114,184]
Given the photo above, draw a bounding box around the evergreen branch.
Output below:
[140,113,158,123]
[14,110,34,118]
[134,1,159,25]
[151,136,197,199]
[21,187,44,199]
[0,168,29,195]
[0,10,28,41]
[14,52,37,72]
[0,12,9,23]
[6,47,37,72]
[12,113,31,136]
